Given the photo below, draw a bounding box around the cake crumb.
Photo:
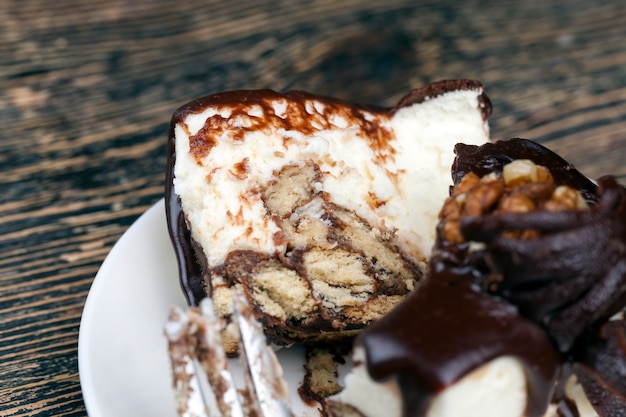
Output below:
[299,345,349,412]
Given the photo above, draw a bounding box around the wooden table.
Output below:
[1,0,625,415]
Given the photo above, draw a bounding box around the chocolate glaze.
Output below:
[361,262,560,417]
[552,319,626,417]
[165,80,490,308]
[395,79,492,121]
[551,363,581,417]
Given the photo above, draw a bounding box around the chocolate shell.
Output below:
[452,138,598,204]
[456,140,626,352]
[574,319,626,416]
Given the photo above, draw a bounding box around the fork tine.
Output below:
[165,306,209,417]
[232,290,292,417]
[166,291,293,417]
[197,298,246,417]
[166,301,245,417]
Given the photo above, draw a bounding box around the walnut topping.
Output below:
[439,159,589,244]
[502,159,554,187]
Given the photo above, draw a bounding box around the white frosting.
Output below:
[173,88,489,267]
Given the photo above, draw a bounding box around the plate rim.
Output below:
[76,199,321,417]
[78,198,172,417]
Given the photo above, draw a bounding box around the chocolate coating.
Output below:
[361,263,560,417]
[165,121,207,306]
[361,138,626,417]
[395,79,492,120]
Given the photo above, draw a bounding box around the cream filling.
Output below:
[428,356,527,417]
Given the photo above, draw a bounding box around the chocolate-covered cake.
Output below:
[165,80,492,353]
[329,138,626,417]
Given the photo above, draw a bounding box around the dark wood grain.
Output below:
[1,0,625,415]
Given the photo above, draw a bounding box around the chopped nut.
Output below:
[503,159,542,187]
[440,158,588,245]
[514,182,555,202]
[443,219,463,244]
[462,180,505,217]
[536,165,554,183]
[498,194,536,213]
[440,195,461,220]
[544,186,589,211]
[576,193,589,210]
[481,172,500,183]
[503,228,541,240]
[519,229,541,239]
[453,172,480,196]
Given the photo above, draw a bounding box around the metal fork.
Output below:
[165,290,293,417]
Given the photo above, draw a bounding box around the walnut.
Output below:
[502,159,554,187]
[452,172,480,196]
[462,180,505,217]
[545,186,589,211]
[498,194,536,213]
[439,159,588,245]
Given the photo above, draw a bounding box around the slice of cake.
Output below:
[165,80,491,353]
[328,138,626,417]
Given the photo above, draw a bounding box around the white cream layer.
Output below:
[173,89,489,268]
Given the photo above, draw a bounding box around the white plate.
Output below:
[78,199,326,417]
